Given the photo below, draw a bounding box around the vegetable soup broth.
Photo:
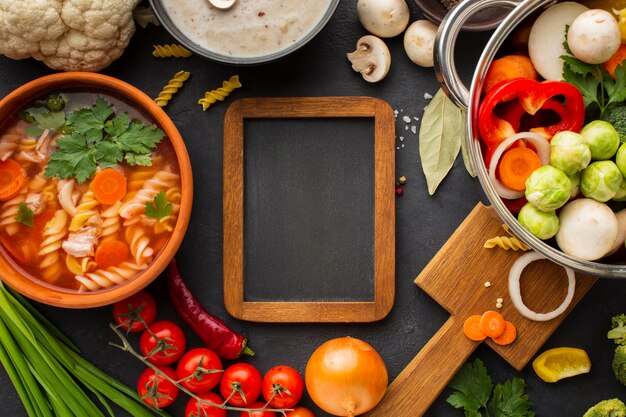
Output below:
[0,91,181,292]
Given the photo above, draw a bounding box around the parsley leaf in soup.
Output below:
[67,97,114,134]
[144,190,173,220]
[104,113,131,138]
[15,202,34,228]
[117,120,164,161]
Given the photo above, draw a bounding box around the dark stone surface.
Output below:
[0,1,624,416]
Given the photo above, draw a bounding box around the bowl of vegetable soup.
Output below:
[435,0,626,278]
[0,72,192,307]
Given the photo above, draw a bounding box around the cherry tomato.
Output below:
[177,347,223,393]
[262,365,304,408]
[137,366,179,408]
[112,290,157,332]
[220,363,262,407]
[140,320,186,365]
[184,391,226,417]
[239,401,277,417]
[285,407,315,417]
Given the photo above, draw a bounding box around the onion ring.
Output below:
[488,132,552,199]
[508,251,575,321]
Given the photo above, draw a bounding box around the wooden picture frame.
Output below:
[223,97,395,322]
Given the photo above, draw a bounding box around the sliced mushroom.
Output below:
[209,0,236,10]
[346,35,391,83]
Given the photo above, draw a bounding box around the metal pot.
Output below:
[435,0,626,278]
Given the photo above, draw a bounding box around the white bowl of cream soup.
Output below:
[149,0,339,64]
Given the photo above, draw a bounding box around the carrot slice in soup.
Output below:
[497,147,542,191]
[464,315,488,341]
[492,321,517,346]
[95,240,131,269]
[0,159,26,201]
[91,168,127,205]
[480,310,506,338]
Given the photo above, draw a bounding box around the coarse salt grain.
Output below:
[413,116,419,121]
[484,281,491,287]
[496,298,503,303]
[402,115,411,123]
[405,126,409,131]
[424,93,433,99]
[411,126,417,134]
[399,136,404,141]
[496,303,503,309]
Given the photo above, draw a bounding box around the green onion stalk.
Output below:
[0,281,171,417]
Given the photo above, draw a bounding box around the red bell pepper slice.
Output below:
[479,78,585,148]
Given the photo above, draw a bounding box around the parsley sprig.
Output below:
[561,26,626,119]
[44,97,165,183]
[15,203,34,228]
[145,191,173,220]
[447,359,535,417]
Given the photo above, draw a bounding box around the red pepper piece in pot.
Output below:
[479,78,585,147]
[167,258,254,360]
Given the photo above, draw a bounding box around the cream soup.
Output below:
[162,0,332,58]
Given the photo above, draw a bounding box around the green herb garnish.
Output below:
[44,97,165,183]
[144,191,172,220]
[15,203,34,228]
[561,25,626,119]
[447,359,535,417]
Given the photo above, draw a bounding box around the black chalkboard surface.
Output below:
[223,97,395,322]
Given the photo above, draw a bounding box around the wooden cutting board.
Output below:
[364,203,597,417]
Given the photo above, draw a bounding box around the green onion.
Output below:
[0,281,170,417]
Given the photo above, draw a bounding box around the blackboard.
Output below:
[223,97,395,322]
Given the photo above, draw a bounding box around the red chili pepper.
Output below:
[479,78,585,148]
[167,258,254,360]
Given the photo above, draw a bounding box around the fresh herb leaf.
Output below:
[25,126,44,138]
[447,359,534,417]
[124,153,153,166]
[491,379,535,417]
[117,120,164,158]
[104,113,130,137]
[144,191,173,220]
[67,97,114,134]
[15,203,34,228]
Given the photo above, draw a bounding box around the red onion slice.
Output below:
[488,132,552,199]
[508,251,575,321]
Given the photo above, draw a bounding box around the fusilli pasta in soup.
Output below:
[0,91,182,292]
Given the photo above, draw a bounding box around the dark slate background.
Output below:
[0,1,624,416]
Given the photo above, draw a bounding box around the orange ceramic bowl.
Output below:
[0,72,192,308]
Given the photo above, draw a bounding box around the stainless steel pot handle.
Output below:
[434,0,523,109]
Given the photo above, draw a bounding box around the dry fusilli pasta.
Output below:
[152,44,192,58]
[38,210,68,283]
[76,261,147,291]
[155,70,190,107]
[198,75,241,111]
[484,236,530,251]
[69,190,100,232]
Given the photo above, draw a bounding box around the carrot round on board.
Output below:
[492,321,517,346]
[480,310,506,338]
[497,147,542,191]
[95,240,131,269]
[463,315,488,341]
[91,168,127,205]
[0,159,26,201]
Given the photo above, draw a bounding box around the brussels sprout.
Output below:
[518,203,559,240]
[613,180,626,202]
[569,171,581,198]
[525,165,571,211]
[549,131,591,175]
[615,142,626,178]
[580,160,623,202]
[580,120,620,160]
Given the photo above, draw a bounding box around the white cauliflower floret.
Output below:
[0,0,140,71]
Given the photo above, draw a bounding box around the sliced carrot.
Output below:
[91,168,127,205]
[95,240,131,269]
[603,45,626,79]
[492,321,517,346]
[483,55,539,93]
[480,310,506,338]
[497,147,542,191]
[464,315,488,341]
[0,159,26,201]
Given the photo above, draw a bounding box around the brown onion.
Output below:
[305,337,388,417]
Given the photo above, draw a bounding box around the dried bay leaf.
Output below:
[419,88,464,195]
[459,109,477,178]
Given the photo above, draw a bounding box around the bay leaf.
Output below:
[459,109,477,178]
[419,88,464,195]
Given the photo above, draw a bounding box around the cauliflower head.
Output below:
[0,0,141,71]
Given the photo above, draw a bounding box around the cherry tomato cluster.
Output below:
[113,291,314,417]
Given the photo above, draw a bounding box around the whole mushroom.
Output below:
[357,0,410,38]
[347,35,391,83]
[568,9,621,64]
[403,20,438,67]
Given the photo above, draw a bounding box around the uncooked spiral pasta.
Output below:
[152,44,192,58]
[154,70,190,107]
[69,190,100,232]
[38,210,68,283]
[119,169,179,225]
[198,75,242,111]
[125,224,154,264]
[484,236,530,251]
[76,261,147,291]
